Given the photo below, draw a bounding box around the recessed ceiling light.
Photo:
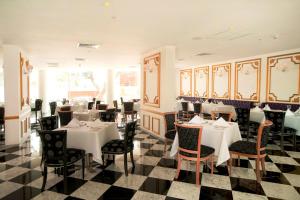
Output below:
[195,53,212,57]
[271,34,279,40]
[77,43,100,49]
[192,36,203,40]
[178,58,184,61]
[75,58,86,62]
[103,1,110,7]
[47,62,59,67]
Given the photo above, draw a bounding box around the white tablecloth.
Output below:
[170,121,242,166]
[121,103,140,114]
[57,121,119,164]
[73,110,101,121]
[250,110,300,135]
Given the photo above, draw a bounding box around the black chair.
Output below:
[235,108,251,140]
[62,98,67,105]
[193,103,202,115]
[181,102,191,121]
[264,110,296,151]
[113,100,121,112]
[175,123,215,186]
[39,116,59,131]
[229,120,273,182]
[38,130,85,191]
[96,100,101,107]
[101,121,137,176]
[60,106,71,111]
[31,99,43,123]
[120,97,124,105]
[123,102,137,122]
[0,107,4,130]
[163,112,176,152]
[88,102,94,110]
[49,102,57,116]
[100,111,116,122]
[97,104,108,110]
[58,111,73,126]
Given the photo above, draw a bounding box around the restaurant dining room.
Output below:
[0,0,300,200]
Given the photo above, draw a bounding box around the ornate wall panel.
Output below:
[234,59,261,101]
[266,53,300,103]
[180,69,192,96]
[143,115,150,130]
[212,63,231,99]
[143,53,161,107]
[151,117,160,135]
[194,66,209,97]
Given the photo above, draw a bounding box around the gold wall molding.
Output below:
[142,114,151,130]
[194,66,209,98]
[151,117,160,135]
[266,52,300,103]
[211,63,231,99]
[180,69,192,96]
[4,115,19,120]
[234,59,261,101]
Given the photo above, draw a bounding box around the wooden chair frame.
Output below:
[228,120,273,182]
[211,111,233,122]
[175,123,214,186]
[163,112,176,152]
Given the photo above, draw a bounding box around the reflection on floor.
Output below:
[0,127,300,200]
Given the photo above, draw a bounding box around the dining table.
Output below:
[56,121,120,165]
[73,110,101,121]
[170,120,242,166]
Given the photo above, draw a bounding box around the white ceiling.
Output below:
[0,0,300,68]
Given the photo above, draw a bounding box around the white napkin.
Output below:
[210,102,215,105]
[263,104,271,111]
[218,101,224,105]
[295,108,300,114]
[195,100,200,103]
[89,119,103,128]
[65,118,81,128]
[213,117,230,127]
[189,115,204,124]
[286,109,295,116]
[203,100,209,104]
[252,106,262,112]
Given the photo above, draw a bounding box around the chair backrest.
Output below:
[97,104,108,110]
[58,111,73,126]
[235,107,250,125]
[124,102,134,112]
[96,100,101,105]
[39,116,59,131]
[263,110,285,133]
[181,102,188,112]
[60,106,71,111]
[62,98,67,105]
[120,97,124,105]
[92,98,96,102]
[0,107,5,122]
[164,113,176,132]
[256,120,273,154]
[35,99,43,110]
[88,102,94,110]
[100,111,116,122]
[211,111,233,122]
[38,130,67,165]
[49,102,57,116]
[193,103,202,114]
[175,123,203,158]
[113,100,118,109]
[124,121,137,148]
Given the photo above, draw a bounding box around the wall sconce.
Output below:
[146,65,153,73]
[217,69,223,77]
[24,60,33,75]
[279,63,288,72]
[199,73,204,79]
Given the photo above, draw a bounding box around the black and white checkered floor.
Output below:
[0,128,300,200]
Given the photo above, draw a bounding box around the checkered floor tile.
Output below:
[0,128,300,200]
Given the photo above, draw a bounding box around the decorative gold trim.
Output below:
[140,108,165,116]
[234,58,261,102]
[180,68,192,96]
[151,117,160,135]
[143,115,150,130]
[5,115,19,120]
[143,53,161,108]
[266,52,300,103]
[194,66,209,98]
[211,63,231,99]
[20,53,24,108]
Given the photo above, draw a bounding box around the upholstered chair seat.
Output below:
[229,141,266,155]
[102,139,134,154]
[179,145,214,158]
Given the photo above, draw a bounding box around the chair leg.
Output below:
[293,133,297,151]
[164,140,167,153]
[41,165,47,191]
[228,153,233,176]
[124,153,128,176]
[130,151,135,168]
[255,158,261,182]
[237,155,240,167]
[175,155,181,179]
[261,157,266,175]
[102,154,105,166]
[280,134,284,152]
[82,157,85,180]
[35,111,38,123]
[210,156,214,174]
[196,159,200,186]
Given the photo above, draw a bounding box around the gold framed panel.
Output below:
[143,53,161,107]
[151,117,160,135]
[234,59,261,101]
[266,52,300,103]
[211,63,231,99]
[180,69,192,96]
[194,66,209,97]
[143,115,151,130]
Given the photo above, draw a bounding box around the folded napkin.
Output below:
[189,115,204,124]
[210,102,215,105]
[295,108,300,114]
[252,106,262,112]
[286,109,295,116]
[89,119,103,128]
[263,104,271,111]
[65,118,81,128]
[203,100,209,104]
[213,117,230,127]
[195,100,200,103]
[218,101,224,105]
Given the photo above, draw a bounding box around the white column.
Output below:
[38,70,47,113]
[106,69,114,106]
[3,45,31,145]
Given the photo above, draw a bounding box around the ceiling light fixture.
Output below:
[195,53,212,57]
[77,43,100,49]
